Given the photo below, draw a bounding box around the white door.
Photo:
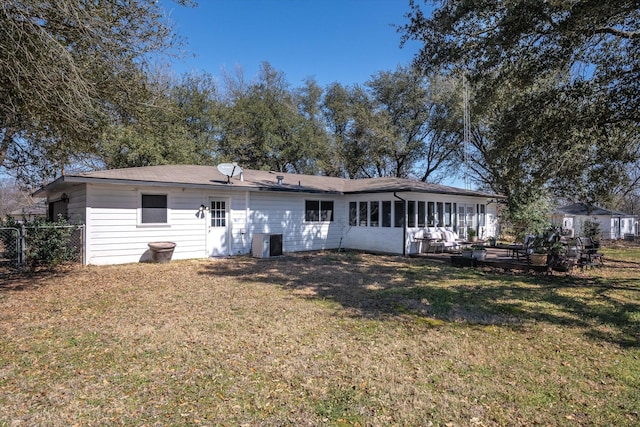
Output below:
[208,198,230,256]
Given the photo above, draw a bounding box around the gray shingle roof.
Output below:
[555,202,634,217]
[37,165,501,198]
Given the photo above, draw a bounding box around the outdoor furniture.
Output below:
[414,230,443,253]
[577,237,604,267]
[513,235,535,261]
[438,228,462,252]
[495,243,522,258]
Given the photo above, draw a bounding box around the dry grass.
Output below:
[1,248,639,426]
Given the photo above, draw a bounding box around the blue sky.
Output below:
[158,1,466,185]
[161,0,423,87]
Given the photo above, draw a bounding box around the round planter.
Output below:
[530,253,548,266]
[461,250,473,259]
[148,241,177,263]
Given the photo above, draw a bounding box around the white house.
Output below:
[551,202,638,240]
[34,165,502,265]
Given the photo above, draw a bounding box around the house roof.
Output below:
[554,202,635,217]
[34,165,502,199]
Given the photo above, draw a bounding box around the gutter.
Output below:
[394,192,407,257]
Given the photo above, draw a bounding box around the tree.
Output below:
[366,66,458,181]
[218,62,314,172]
[322,67,457,181]
[93,72,222,170]
[322,82,357,177]
[293,78,334,175]
[401,1,640,204]
[0,177,34,218]
[0,0,190,181]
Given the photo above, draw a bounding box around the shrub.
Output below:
[1,215,80,270]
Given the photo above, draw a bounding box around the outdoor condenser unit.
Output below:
[252,233,283,258]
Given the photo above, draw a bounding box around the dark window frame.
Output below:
[382,201,392,227]
[427,202,435,227]
[305,200,334,222]
[370,201,380,227]
[349,202,357,226]
[394,200,405,228]
[358,201,368,226]
[437,202,444,227]
[141,194,168,224]
[418,201,426,227]
[444,203,452,227]
[407,201,416,227]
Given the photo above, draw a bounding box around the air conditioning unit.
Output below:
[252,233,283,258]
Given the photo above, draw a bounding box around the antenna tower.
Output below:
[463,74,471,190]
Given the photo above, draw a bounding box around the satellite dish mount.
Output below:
[217,162,243,184]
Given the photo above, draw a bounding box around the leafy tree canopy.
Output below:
[401,1,640,208]
[0,0,191,182]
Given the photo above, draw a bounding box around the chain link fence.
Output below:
[0,225,84,277]
[0,227,21,276]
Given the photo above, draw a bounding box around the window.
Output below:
[407,201,416,227]
[437,202,444,227]
[418,202,426,227]
[479,204,486,227]
[210,200,226,227]
[141,194,167,224]
[359,201,368,226]
[427,202,435,227]
[305,200,334,222]
[444,203,452,227]
[321,201,334,221]
[305,200,319,221]
[349,202,357,226]
[394,200,405,228]
[382,201,391,227]
[452,203,457,231]
[370,201,379,227]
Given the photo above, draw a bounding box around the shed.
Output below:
[551,202,638,240]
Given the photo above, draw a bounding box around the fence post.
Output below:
[20,224,26,268]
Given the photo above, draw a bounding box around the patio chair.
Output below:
[513,235,535,261]
[438,228,462,252]
[577,237,604,266]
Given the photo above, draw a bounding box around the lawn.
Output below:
[1,248,639,426]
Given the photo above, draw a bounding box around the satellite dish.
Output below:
[217,163,243,183]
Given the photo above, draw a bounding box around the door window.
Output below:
[210,200,226,227]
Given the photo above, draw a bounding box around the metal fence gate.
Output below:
[0,227,21,275]
[0,225,85,277]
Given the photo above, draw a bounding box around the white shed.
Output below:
[551,202,638,240]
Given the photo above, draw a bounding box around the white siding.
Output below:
[342,195,405,254]
[248,192,344,252]
[81,183,498,264]
[85,184,249,265]
[342,193,498,254]
[229,193,250,255]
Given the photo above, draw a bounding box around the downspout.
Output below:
[394,192,406,257]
